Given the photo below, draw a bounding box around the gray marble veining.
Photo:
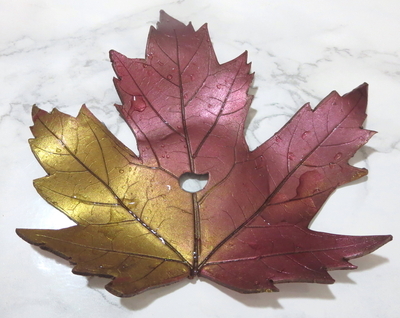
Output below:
[1,1,398,317]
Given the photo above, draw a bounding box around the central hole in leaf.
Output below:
[179,172,209,193]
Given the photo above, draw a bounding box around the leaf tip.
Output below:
[109,49,116,59]
[32,104,39,115]
[372,234,393,250]
[348,234,393,260]
[358,82,369,94]
[15,228,39,245]
[15,228,24,239]
[157,10,194,35]
[343,82,369,99]
[31,105,48,122]
[351,167,369,181]
[109,49,125,68]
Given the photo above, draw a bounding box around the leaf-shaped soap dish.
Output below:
[16,11,392,298]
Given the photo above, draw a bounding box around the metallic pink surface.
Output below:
[110,11,391,293]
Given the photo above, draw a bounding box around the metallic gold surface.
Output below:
[18,105,193,296]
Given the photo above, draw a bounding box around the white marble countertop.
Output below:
[1,0,399,317]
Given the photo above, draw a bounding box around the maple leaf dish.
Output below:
[16,11,392,298]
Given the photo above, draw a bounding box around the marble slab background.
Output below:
[1,0,398,317]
